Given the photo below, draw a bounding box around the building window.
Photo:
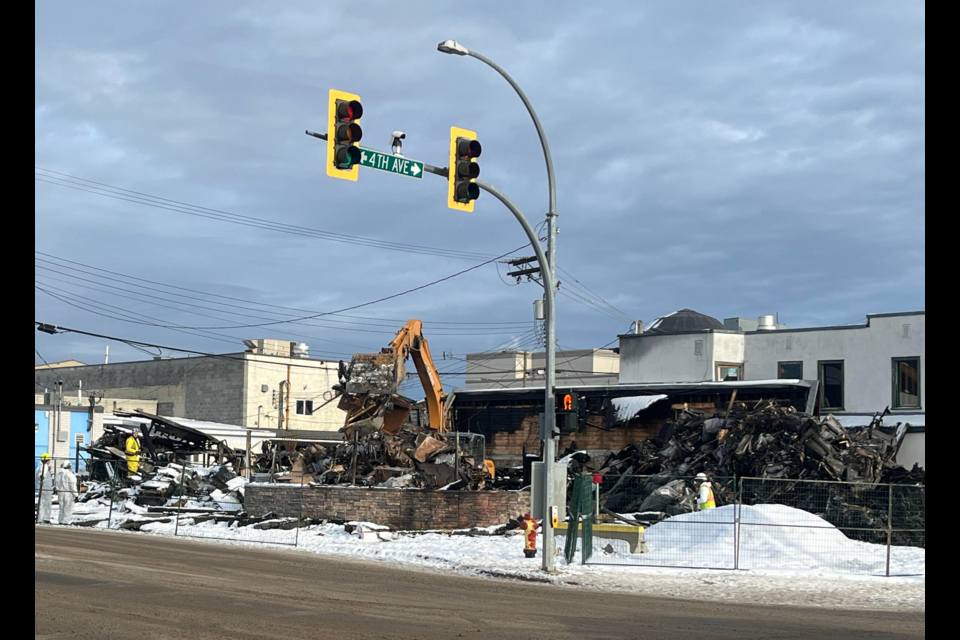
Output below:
[694,340,703,356]
[778,361,803,380]
[296,400,314,416]
[892,357,920,409]
[716,364,742,381]
[818,361,844,410]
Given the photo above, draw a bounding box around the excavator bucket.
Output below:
[345,353,406,395]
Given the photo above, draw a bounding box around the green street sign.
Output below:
[358,148,423,179]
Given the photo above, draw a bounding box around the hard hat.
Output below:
[62,462,72,469]
[132,430,141,437]
[40,453,51,461]
[695,472,708,482]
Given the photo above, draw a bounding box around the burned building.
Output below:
[450,380,817,468]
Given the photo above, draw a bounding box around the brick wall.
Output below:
[245,484,530,530]
[487,413,669,460]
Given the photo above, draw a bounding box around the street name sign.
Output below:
[358,148,423,179]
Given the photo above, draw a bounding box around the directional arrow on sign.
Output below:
[357,147,424,180]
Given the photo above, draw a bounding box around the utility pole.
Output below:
[55,381,63,457]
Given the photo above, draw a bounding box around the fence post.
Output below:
[174,463,185,537]
[107,471,116,530]
[295,476,305,548]
[886,483,893,577]
[734,477,741,571]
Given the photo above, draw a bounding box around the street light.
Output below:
[437,40,560,573]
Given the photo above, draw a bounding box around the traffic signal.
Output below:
[327,89,363,181]
[448,126,481,211]
[555,392,579,434]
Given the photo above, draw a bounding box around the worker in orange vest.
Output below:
[519,513,539,558]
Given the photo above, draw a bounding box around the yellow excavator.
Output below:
[338,319,494,477]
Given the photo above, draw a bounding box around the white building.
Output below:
[34,338,345,431]
[618,309,925,467]
[465,348,619,390]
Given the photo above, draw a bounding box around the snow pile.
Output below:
[593,504,924,576]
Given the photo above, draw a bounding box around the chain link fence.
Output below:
[35,455,310,546]
[564,474,738,569]
[566,474,924,576]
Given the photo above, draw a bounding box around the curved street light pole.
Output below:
[438,41,559,573]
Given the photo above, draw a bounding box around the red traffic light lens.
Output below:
[457,138,482,159]
[336,99,363,121]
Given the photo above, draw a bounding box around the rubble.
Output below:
[561,401,925,540]
[253,420,493,490]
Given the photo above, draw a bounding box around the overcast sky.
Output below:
[35,2,925,389]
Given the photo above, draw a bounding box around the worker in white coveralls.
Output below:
[56,462,78,525]
[695,472,716,510]
[36,453,55,523]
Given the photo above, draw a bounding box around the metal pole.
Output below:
[473,179,557,571]
[458,47,559,573]
[56,381,63,457]
[245,429,252,482]
[106,471,116,530]
[886,484,893,577]
[351,427,359,486]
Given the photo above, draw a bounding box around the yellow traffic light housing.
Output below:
[447,126,481,211]
[327,89,363,181]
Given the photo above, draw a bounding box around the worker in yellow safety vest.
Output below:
[125,431,141,478]
[695,472,716,510]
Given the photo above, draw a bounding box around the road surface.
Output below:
[36,527,923,639]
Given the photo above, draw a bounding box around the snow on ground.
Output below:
[41,500,924,611]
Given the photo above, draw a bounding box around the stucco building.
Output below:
[465,348,619,390]
[618,309,925,467]
[34,339,345,431]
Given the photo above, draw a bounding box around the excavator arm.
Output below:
[388,319,446,433]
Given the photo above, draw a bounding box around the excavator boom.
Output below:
[344,319,446,433]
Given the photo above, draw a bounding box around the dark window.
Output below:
[893,357,921,409]
[818,361,844,410]
[296,400,314,416]
[778,361,803,379]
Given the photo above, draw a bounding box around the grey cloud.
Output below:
[35,1,924,385]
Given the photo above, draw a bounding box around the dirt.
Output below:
[35,527,924,639]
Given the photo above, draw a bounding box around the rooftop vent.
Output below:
[292,342,310,358]
[757,315,777,331]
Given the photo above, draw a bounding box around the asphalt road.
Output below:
[36,527,924,640]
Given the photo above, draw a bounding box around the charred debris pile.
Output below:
[81,412,246,511]
[253,421,494,491]
[564,401,925,539]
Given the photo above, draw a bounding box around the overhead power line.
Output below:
[34,252,532,333]
[35,170,635,326]
[35,167,495,262]
[38,244,528,332]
